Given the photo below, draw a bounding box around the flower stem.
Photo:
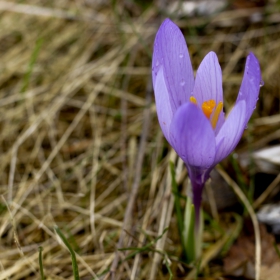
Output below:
[192,181,204,232]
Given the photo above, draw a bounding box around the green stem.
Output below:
[21,37,43,94]
[38,246,45,280]
[183,196,195,263]
[54,227,80,280]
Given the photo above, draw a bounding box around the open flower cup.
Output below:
[152,19,262,226]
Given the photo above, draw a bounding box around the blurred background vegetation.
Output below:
[0,0,280,279]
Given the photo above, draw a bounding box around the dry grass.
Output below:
[0,0,279,279]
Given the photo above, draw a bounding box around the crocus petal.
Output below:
[214,111,225,135]
[152,19,194,113]
[192,52,223,106]
[170,102,216,168]
[236,52,262,123]
[214,100,246,164]
[154,67,173,143]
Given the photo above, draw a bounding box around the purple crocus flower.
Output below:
[152,19,262,225]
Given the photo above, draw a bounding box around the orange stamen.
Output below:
[201,100,215,119]
[211,101,223,129]
[190,96,197,104]
[189,97,223,129]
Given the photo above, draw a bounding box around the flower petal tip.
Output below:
[192,50,223,106]
[236,52,262,124]
[152,18,194,112]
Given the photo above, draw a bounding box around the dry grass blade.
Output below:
[110,81,152,278]
[217,167,261,280]
[149,151,180,280]
[253,173,280,209]
[0,1,106,22]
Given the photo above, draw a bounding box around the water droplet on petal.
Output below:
[260,80,264,87]
[179,53,184,58]
[156,60,159,67]
[180,80,185,86]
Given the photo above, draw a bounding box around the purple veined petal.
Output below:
[236,52,262,124]
[192,51,223,106]
[152,19,194,113]
[169,102,216,168]
[214,100,246,164]
[154,67,173,143]
[214,111,225,135]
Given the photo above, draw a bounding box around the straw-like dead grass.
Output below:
[0,1,279,279]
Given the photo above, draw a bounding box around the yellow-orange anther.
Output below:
[201,100,216,119]
[211,101,223,129]
[190,96,197,104]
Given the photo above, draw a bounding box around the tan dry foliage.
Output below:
[0,1,279,279]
